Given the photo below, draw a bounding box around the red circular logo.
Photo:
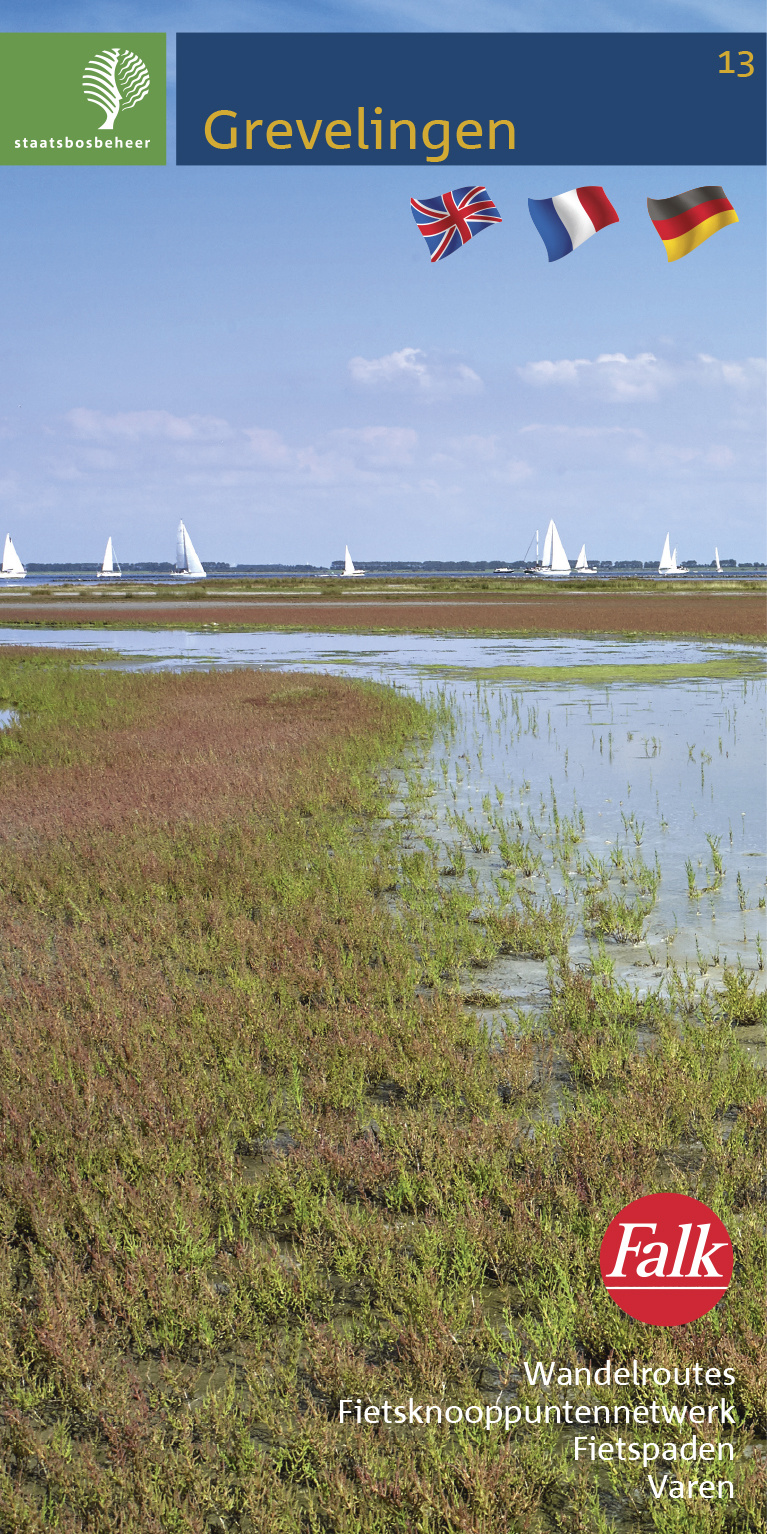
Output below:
[600,1193,733,1326]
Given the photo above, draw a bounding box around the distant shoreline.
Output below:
[9,564,767,586]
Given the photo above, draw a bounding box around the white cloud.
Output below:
[349,346,482,396]
[329,426,418,467]
[518,352,666,400]
[243,427,291,466]
[292,429,421,485]
[517,352,766,403]
[59,406,536,501]
[66,409,235,441]
[695,355,766,391]
[518,420,745,476]
[428,434,531,483]
[624,439,740,471]
[59,410,424,490]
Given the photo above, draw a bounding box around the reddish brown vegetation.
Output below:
[0,663,396,840]
[0,654,763,1531]
[0,591,764,636]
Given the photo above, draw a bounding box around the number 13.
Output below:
[719,50,754,77]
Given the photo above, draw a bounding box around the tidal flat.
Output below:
[0,640,764,1533]
[0,574,764,644]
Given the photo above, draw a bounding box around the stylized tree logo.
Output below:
[82,48,150,130]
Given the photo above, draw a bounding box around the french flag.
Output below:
[528,186,619,262]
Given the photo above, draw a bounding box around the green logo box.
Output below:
[0,34,166,164]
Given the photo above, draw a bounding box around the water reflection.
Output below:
[1,627,763,988]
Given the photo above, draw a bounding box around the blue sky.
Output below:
[0,1,764,565]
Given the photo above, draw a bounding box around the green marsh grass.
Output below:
[0,650,763,1532]
[583,891,654,945]
[420,657,766,686]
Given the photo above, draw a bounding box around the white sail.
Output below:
[714,546,722,572]
[0,534,26,578]
[549,522,570,573]
[175,520,205,578]
[98,536,121,578]
[342,544,364,577]
[540,521,554,569]
[575,543,596,574]
[658,533,673,573]
[533,519,570,577]
[670,547,688,574]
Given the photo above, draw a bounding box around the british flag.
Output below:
[410,185,502,263]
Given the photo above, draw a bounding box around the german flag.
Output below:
[647,186,738,263]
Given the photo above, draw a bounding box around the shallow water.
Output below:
[0,625,755,675]
[408,674,765,1031]
[1,627,764,995]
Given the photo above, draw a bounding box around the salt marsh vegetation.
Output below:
[0,642,763,1533]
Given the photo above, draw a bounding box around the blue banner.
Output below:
[176,32,765,167]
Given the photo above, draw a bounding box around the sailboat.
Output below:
[174,520,206,580]
[523,529,540,573]
[0,534,26,579]
[575,543,596,574]
[659,534,687,575]
[714,546,722,573]
[341,545,364,577]
[97,536,121,579]
[531,519,571,577]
